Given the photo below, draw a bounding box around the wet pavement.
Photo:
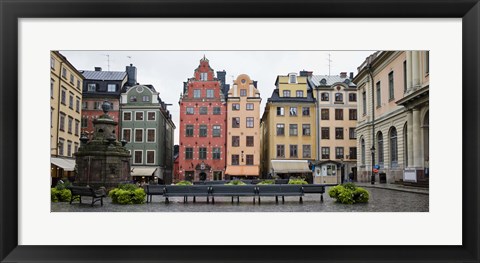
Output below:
[51,186,429,212]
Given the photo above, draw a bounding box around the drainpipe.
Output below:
[366,62,376,185]
[56,61,63,158]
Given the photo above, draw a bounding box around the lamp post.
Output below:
[367,57,376,185]
[370,146,375,184]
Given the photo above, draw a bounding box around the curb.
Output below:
[357,184,429,195]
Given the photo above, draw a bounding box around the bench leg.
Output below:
[193,196,196,203]
[231,197,234,203]
[275,196,278,204]
[237,196,240,203]
[79,196,82,204]
[253,197,255,204]
[207,197,209,204]
[212,197,215,204]
[91,197,95,207]
[258,197,261,205]
[165,197,169,204]
[300,196,303,203]
[282,196,285,204]
[101,197,103,206]
[321,194,324,202]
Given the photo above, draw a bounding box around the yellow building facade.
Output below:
[225,74,261,179]
[50,51,84,183]
[260,73,316,181]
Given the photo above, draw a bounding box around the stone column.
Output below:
[412,51,420,88]
[412,108,422,167]
[406,51,412,92]
[407,110,414,167]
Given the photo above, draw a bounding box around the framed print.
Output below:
[1,0,479,262]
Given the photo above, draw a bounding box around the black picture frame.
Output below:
[1,0,479,262]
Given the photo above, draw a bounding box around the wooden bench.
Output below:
[302,184,326,202]
[163,185,210,204]
[144,185,165,203]
[68,185,107,206]
[210,185,257,204]
[256,185,304,204]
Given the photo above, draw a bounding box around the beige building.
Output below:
[260,73,316,182]
[50,51,84,183]
[353,51,429,186]
[225,74,261,179]
[308,71,358,184]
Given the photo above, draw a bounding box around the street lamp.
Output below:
[370,146,375,184]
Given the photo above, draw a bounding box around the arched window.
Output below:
[377,131,384,166]
[361,137,366,165]
[390,127,398,167]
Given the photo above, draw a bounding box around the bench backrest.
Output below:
[68,186,95,196]
[275,179,289,184]
[211,185,256,194]
[165,185,192,194]
[257,185,303,194]
[146,185,165,194]
[302,185,326,193]
[279,184,304,193]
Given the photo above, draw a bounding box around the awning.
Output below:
[131,167,157,177]
[271,160,312,174]
[225,166,259,176]
[51,157,76,171]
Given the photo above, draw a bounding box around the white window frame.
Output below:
[133,150,143,164]
[87,83,96,92]
[147,111,156,121]
[50,79,54,98]
[206,89,214,98]
[193,89,201,98]
[122,128,132,142]
[107,83,116,92]
[123,111,132,121]
[135,111,144,121]
[146,128,156,143]
[134,128,144,143]
[288,73,297,84]
[200,72,207,81]
[146,150,156,164]
[50,56,55,69]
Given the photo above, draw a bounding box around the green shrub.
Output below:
[51,188,59,202]
[226,180,246,185]
[328,183,369,204]
[176,181,193,186]
[132,188,147,204]
[117,183,138,191]
[109,185,146,204]
[55,180,72,191]
[257,180,274,185]
[51,188,72,202]
[288,178,308,185]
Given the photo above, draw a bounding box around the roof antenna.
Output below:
[326,53,332,76]
[105,54,110,71]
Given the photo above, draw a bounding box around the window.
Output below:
[199,125,207,137]
[185,148,193,159]
[130,96,137,102]
[296,90,304,97]
[349,109,357,120]
[232,155,240,165]
[276,107,284,116]
[403,60,408,93]
[276,124,285,136]
[335,147,344,159]
[321,92,329,101]
[232,136,240,147]
[199,148,207,160]
[335,109,343,120]
[246,103,254,110]
[186,125,194,137]
[186,107,194,115]
[303,145,311,158]
[335,93,343,102]
[147,129,155,142]
[390,127,398,167]
[135,129,143,142]
[67,141,72,157]
[199,107,208,115]
[361,138,366,165]
[193,89,201,98]
[75,98,80,112]
[240,89,247,97]
[123,112,131,121]
[246,117,254,128]
[388,71,394,100]
[122,129,131,142]
[246,155,254,165]
[135,112,144,121]
[107,84,116,92]
[61,88,66,105]
[70,74,74,84]
[321,147,330,159]
[212,148,221,159]
[349,147,357,160]
[378,131,384,166]
[335,127,344,139]
[61,68,67,78]
[206,89,214,98]
[289,107,297,116]
[302,107,310,116]
[349,93,357,102]
[69,94,74,109]
[212,125,221,137]
[302,124,311,136]
[289,124,298,136]
[376,81,381,107]
[232,103,240,111]
[426,51,429,74]
[289,74,297,83]
[147,151,155,164]
[81,101,88,110]
[290,145,298,158]
[50,108,53,127]
[147,112,155,121]
[200,72,207,81]
[283,90,291,97]
[134,151,143,164]
[50,79,54,98]
[213,107,221,115]
[362,91,367,115]
[59,113,65,131]
[142,96,150,102]
[94,101,101,110]
[87,83,96,92]
[77,80,80,89]
[75,120,80,136]
[246,136,254,147]
[50,56,55,69]
[81,117,88,128]
[321,109,329,120]
[58,139,64,156]
[232,117,240,128]
[321,127,329,139]
[74,143,79,154]
[276,145,285,158]
[349,128,356,139]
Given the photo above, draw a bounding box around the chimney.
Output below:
[300,70,313,77]
[94,67,102,71]
[350,72,354,79]
[340,72,347,78]
[126,64,137,86]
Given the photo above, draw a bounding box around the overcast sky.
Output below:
[60,50,374,144]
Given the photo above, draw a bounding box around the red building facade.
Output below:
[178,57,227,181]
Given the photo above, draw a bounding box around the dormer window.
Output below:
[87,83,96,92]
[107,84,116,92]
[289,73,297,84]
[200,72,208,81]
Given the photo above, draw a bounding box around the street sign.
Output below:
[374,165,380,169]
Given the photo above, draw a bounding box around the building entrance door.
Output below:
[199,172,207,181]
